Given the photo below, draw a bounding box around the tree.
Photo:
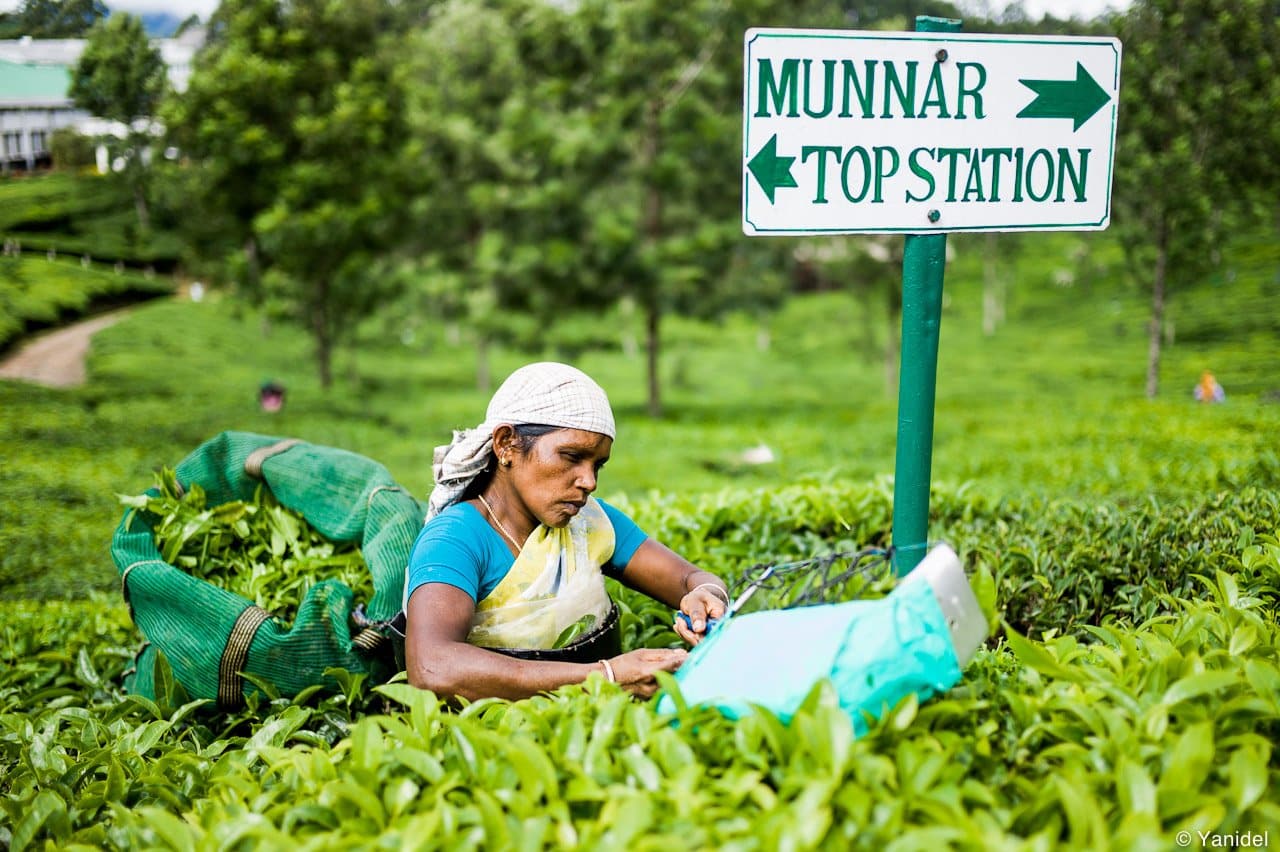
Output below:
[402,0,556,390]
[576,0,843,416]
[0,0,106,38]
[165,0,423,388]
[162,0,295,296]
[69,13,166,229]
[399,0,635,390]
[1113,0,1280,398]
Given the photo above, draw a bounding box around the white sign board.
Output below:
[742,29,1122,235]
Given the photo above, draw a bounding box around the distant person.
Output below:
[1194,371,1225,404]
[259,381,286,412]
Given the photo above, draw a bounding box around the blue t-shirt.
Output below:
[405,498,647,604]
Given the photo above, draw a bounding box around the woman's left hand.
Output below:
[674,584,729,646]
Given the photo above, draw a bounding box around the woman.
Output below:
[404,362,729,701]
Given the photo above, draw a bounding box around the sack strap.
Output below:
[244,439,303,479]
[351,627,388,653]
[218,605,272,709]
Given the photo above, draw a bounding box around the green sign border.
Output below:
[742,31,1121,234]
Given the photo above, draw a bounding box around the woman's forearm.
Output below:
[407,639,603,702]
[621,539,728,609]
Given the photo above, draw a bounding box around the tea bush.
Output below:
[5,201,1279,847]
[0,256,172,349]
[2,533,1277,849]
[613,481,1280,639]
[0,174,182,269]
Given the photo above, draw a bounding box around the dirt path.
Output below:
[0,309,130,388]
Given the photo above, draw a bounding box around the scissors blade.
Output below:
[724,565,775,621]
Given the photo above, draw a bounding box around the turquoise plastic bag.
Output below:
[663,578,961,735]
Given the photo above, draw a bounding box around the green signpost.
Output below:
[892,16,959,574]
[741,18,1122,573]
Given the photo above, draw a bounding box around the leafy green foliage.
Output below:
[608,481,1280,642]
[2,235,1278,849]
[0,256,171,349]
[2,541,1278,848]
[1112,0,1280,396]
[0,0,106,38]
[4,222,1280,600]
[0,173,119,232]
[69,12,169,234]
[4,2,1279,843]
[69,13,167,125]
[163,0,419,388]
[48,127,96,172]
[120,468,372,624]
[0,173,184,268]
[552,614,599,650]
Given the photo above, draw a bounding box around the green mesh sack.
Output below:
[111,431,425,708]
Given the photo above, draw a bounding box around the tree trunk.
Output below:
[641,103,664,418]
[132,184,151,232]
[243,236,262,294]
[1145,223,1169,399]
[475,335,491,392]
[645,305,661,417]
[858,284,877,363]
[127,135,151,231]
[313,279,333,390]
[620,298,639,359]
[983,232,1001,337]
[346,348,359,386]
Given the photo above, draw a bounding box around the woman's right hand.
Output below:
[605,648,687,699]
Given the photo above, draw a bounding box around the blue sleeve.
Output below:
[598,498,648,576]
[406,508,486,603]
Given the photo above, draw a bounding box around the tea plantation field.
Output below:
[2,226,1279,848]
[0,174,182,351]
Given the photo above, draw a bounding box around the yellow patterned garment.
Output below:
[468,496,615,649]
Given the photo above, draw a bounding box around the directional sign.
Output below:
[742,29,1122,235]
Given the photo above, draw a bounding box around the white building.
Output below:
[0,28,203,172]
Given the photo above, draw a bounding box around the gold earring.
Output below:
[501,457,512,467]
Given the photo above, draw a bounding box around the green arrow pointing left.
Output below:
[747,134,797,203]
[1017,62,1111,132]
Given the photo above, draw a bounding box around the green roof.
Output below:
[0,59,71,104]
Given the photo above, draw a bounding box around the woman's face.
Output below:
[506,428,612,528]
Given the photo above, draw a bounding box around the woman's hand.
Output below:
[605,648,687,699]
[674,584,729,646]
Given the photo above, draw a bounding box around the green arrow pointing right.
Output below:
[1017,62,1111,131]
[747,134,797,203]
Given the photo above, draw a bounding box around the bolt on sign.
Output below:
[742,29,1122,235]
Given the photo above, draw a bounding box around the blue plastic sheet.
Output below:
[663,579,961,734]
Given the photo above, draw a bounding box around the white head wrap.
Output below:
[426,362,616,520]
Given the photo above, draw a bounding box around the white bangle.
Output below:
[690,582,730,606]
[599,658,616,683]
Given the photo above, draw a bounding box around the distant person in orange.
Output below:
[1194,371,1225,403]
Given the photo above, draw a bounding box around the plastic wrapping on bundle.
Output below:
[664,578,961,734]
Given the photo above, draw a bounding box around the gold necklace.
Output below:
[477,493,524,553]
